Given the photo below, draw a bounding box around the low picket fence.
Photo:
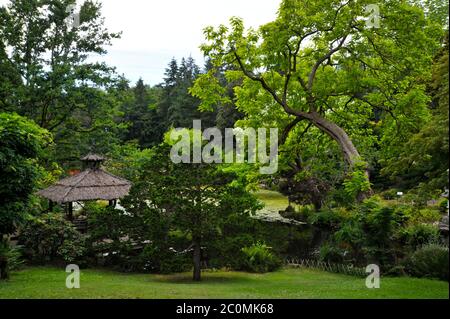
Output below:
[285,257,367,277]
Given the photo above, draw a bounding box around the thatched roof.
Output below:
[37,154,131,203]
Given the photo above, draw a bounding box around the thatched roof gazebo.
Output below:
[37,154,131,220]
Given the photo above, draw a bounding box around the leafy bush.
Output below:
[209,234,255,270]
[0,241,23,279]
[240,242,281,273]
[406,244,449,281]
[297,205,315,219]
[342,162,371,202]
[385,265,407,277]
[279,205,314,222]
[87,205,139,270]
[57,237,87,263]
[0,113,53,240]
[135,245,191,274]
[400,224,440,249]
[308,209,345,230]
[438,199,448,213]
[412,208,442,223]
[392,204,415,222]
[19,213,86,264]
[321,197,405,267]
[381,189,400,200]
[87,204,191,274]
[318,243,345,263]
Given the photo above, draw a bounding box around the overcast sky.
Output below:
[95,0,282,85]
[0,0,281,85]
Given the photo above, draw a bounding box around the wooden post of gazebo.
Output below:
[37,154,131,222]
[67,202,74,221]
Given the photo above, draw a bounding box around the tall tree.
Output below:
[120,79,165,148]
[192,0,444,198]
[122,79,149,142]
[0,0,122,166]
[123,142,260,281]
[380,33,449,197]
[0,113,52,279]
[0,0,120,129]
[159,57,217,130]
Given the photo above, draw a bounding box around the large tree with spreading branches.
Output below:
[191,0,444,198]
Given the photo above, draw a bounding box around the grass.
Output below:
[254,189,289,213]
[253,189,305,224]
[0,267,448,299]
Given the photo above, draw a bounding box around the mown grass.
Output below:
[0,267,447,299]
[254,189,290,218]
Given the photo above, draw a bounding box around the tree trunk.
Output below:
[306,112,361,165]
[0,236,8,280]
[301,112,372,199]
[192,237,201,281]
[0,256,7,280]
[0,257,8,280]
[67,202,73,221]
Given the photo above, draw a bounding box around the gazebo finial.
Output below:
[81,153,105,169]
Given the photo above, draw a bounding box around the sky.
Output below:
[0,0,281,85]
[93,0,281,85]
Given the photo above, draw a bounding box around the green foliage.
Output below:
[0,110,54,280]
[194,0,444,202]
[0,0,447,283]
[290,205,316,222]
[116,143,261,279]
[57,238,87,264]
[208,233,254,270]
[318,243,345,264]
[381,200,441,223]
[87,203,193,274]
[380,34,449,197]
[342,162,372,202]
[240,242,281,273]
[439,199,448,213]
[0,241,23,280]
[0,113,52,237]
[0,0,121,123]
[318,198,395,266]
[381,189,401,200]
[137,245,191,274]
[19,213,86,264]
[399,224,440,249]
[104,142,154,182]
[86,204,139,270]
[0,0,124,166]
[406,244,449,281]
[87,205,133,245]
[410,208,442,224]
[158,57,217,130]
[308,209,346,230]
[120,79,166,148]
[315,194,447,272]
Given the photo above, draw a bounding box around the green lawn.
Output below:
[254,189,289,214]
[0,267,447,299]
